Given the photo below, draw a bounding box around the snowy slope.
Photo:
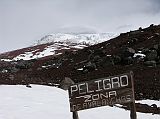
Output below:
[0,33,117,61]
[12,43,87,61]
[0,85,159,119]
[36,33,117,46]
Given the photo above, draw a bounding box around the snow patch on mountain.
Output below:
[0,59,13,62]
[12,43,72,61]
[36,33,117,46]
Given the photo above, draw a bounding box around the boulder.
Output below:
[129,30,141,35]
[139,27,142,30]
[153,44,159,50]
[149,24,154,27]
[10,67,19,73]
[121,47,135,57]
[144,61,156,67]
[113,55,121,65]
[26,84,32,88]
[155,44,160,56]
[142,48,149,54]
[93,49,105,57]
[83,62,96,72]
[121,56,134,65]
[92,55,102,65]
[146,50,158,61]
[60,77,75,90]
[151,104,157,108]
[154,33,160,37]
[128,38,139,46]
[97,56,114,67]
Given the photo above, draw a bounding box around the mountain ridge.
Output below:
[0,33,116,61]
[36,33,116,45]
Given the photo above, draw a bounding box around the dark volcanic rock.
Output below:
[1,24,160,104]
[144,61,157,67]
[60,77,74,90]
[83,61,97,73]
[145,49,158,61]
[121,47,135,58]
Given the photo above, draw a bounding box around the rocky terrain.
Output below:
[0,24,160,114]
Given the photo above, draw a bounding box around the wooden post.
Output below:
[73,111,79,119]
[130,71,137,119]
[60,77,79,119]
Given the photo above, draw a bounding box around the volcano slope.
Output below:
[0,25,160,109]
[43,24,160,100]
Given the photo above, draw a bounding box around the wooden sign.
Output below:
[68,72,134,112]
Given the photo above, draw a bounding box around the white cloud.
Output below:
[0,0,160,53]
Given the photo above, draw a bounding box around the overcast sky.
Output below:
[0,0,160,53]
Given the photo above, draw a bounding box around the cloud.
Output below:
[0,0,160,52]
[148,0,160,13]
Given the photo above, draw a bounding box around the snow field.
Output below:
[0,85,159,119]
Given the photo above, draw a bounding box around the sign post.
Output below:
[130,71,137,119]
[68,72,137,119]
[60,77,79,119]
[73,111,79,119]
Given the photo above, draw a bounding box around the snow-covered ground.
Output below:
[0,85,159,119]
[136,100,160,107]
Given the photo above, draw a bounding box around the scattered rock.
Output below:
[121,47,135,57]
[139,27,142,30]
[113,55,121,65]
[92,55,102,64]
[149,24,154,27]
[153,44,159,50]
[146,50,157,61]
[128,38,139,45]
[26,84,32,88]
[151,104,157,108]
[100,56,114,67]
[144,61,156,67]
[83,62,96,72]
[60,77,75,90]
[154,33,160,37]
[129,30,141,35]
[122,56,134,65]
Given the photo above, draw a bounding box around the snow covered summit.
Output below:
[36,33,117,46]
[0,33,117,61]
